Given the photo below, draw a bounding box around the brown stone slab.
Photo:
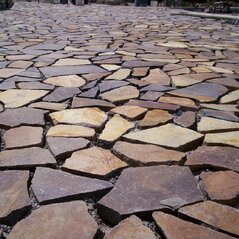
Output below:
[7,201,98,239]
[98,166,203,224]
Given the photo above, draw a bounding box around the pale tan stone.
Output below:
[171,75,200,87]
[220,90,239,104]
[204,66,234,74]
[200,104,239,112]
[44,75,86,88]
[53,58,91,66]
[158,41,188,48]
[192,66,212,73]
[8,61,33,69]
[123,124,204,150]
[142,69,170,85]
[49,108,107,128]
[198,117,239,133]
[105,69,131,80]
[100,86,139,103]
[110,105,147,120]
[116,50,136,57]
[0,68,24,78]
[0,89,49,108]
[28,102,68,111]
[204,131,239,147]
[47,124,95,138]
[139,110,173,128]
[99,115,134,142]
[158,96,197,109]
[101,64,121,71]
[63,146,127,177]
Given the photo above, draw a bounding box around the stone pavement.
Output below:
[0,2,239,239]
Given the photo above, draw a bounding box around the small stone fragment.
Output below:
[7,201,98,239]
[105,68,131,80]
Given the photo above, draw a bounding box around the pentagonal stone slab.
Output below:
[186,146,239,172]
[0,89,49,108]
[0,107,47,129]
[32,167,113,204]
[98,165,203,224]
[0,171,31,225]
[49,108,107,128]
[123,124,204,151]
[47,137,89,160]
[63,146,127,177]
[200,171,239,205]
[104,216,156,239]
[170,83,228,102]
[7,201,98,239]
[153,212,235,239]
[0,147,56,169]
[113,141,184,165]
[179,201,239,237]
[3,126,43,149]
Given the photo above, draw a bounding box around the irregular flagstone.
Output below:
[122,60,165,68]
[47,137,89,160]
[8,60,33,69]
[171,75,201,87]
[101,64,121,71]
[100,86,139,103]
[105,68,131,80]
[7,201,98,239]
[204,131,239,148]
[185,146,239,172]
[109,105,147,120]
[42,87,80,102]
[98,166,203,224]
[83,72,111,82]
[72,97,115,110]
[132,67,149,77]
[44,75,86,88]
[0,89,49,108]
[138,109,173,128]
[53,58,91,66]
[32,167,113,204]
[4,126,43,149]
[49,108,107,128]
[0,171,31,225]
[153,212,235,239]
[17,81,54,90]
[0,68,24,78]
[29,101,68,111]
[140,91,164,101]
[123,124,203,151]
[127,99,179,112]
[47,124,95,138]
[99,80,129,93]
[158,41,188,48]
[158,96,197,109]
[63,146,127,177]
[140,84,175,92]
[142,68,170,85]
[207,78,239,90]
[198,117,239,133]
[179,201,239,237]
[220,90,239,104]
[104,216,156,239]
[201,171,239,205]
[99,114,134,142]
[113,141,184,165]
[199,109,239,123]
[39,65,107,78]
[0,107,46,128]
[0,147,56,169]
[200,103,239,112]
[174,111,195,128]
[170,83,228,102]
[79,86,98,98]
[167,67,190,76]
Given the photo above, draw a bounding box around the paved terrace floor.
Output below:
[0,2,239,239]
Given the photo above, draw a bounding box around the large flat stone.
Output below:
[123,124,204,151]
[0,170,31,225]
[63,146,127,177]
[98,165,203,224]
[113,141,184,165]
[0,68,24,78]
[179,201,239,237]
[49,108,107,128]
[153,212,235,239]
[32,167,113,204]
[0,147,56,169]
[7,201,98,239]
[0,89,49,108]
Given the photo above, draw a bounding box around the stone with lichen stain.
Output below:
[104,216,156,239]
[63,146,127,177]
[7,201,98,239]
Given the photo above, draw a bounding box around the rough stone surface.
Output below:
[174,111,195,128]
[0,171,31,225]
[32,167,113,204]
[179,201,239,237]
[98,166,203,224]
[7,201,98,239]
[63,146,127,177]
